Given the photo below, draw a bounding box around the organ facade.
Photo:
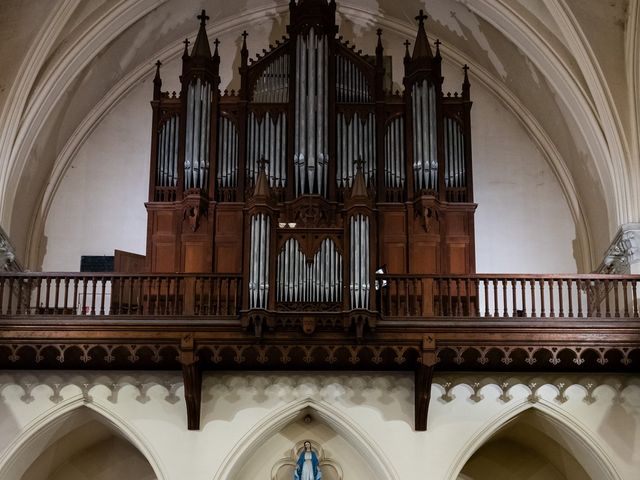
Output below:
[145,0,476,319]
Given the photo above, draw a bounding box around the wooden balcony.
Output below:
[1,272,639,430]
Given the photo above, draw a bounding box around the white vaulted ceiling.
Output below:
[0,0,637,271]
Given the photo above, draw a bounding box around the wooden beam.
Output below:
[179,334,202,430]
[415,334,436,431]
[414,362,434,431]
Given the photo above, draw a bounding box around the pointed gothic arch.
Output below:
[447,400,622,480]
[0,397,167,480]
[212,397,400,480]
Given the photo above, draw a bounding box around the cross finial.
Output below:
[376,28,383,52]
[153,60,162,83]
[241,30,248,51]
[197,9,209,25]
[404,39,411,54]
[212,38,220,58]
[463,64,469,73]
[435,39,441,48]
[354,156,364,170]
[415,9,428,26]
[258,155,269,171]
[183,38,190,48]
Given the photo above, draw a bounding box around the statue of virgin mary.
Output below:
[293,441,322,480]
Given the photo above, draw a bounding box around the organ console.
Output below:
[144,0,476,316]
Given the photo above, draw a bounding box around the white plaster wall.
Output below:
[42,24,577,273]
[40,78,151,271]
[468,72,578,273]
[0,372,637,480]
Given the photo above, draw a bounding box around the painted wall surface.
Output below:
[41,27,578,273]
[0,372,637,480]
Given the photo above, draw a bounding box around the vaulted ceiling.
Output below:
[0,0,638,270]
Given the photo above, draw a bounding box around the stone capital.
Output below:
[0,226,20,271]
[598,223,640,274]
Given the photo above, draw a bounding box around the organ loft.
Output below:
[2,0,638,437]
[140,0,476,325]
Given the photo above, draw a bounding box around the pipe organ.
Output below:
[144,1,476,313]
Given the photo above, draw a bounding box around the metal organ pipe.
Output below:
[253,54,289,103]
[308,29,316,192]
[444,117,465,194]
[249,214,270,309]
[294,31,328,196]
[156,115,180,193]
[349,215,370,309]
[246,112,287,188]
[336,55,372,104]
[336,113,376,188]
[184,78,212,192]
[384,116,405,190]
[217,116,239,189]
[276,238,342,303]
[411,80,438,193]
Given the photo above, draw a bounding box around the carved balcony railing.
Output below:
[377,274,640,319]
[0,272,638,320]
[0,273,242,317]
[1,271,638,432]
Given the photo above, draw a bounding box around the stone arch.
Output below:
[447,400,622,480]
[0,397,167,480]
[212,397,400,480]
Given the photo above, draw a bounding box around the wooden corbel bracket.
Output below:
[415,334,437,431]
[179,333,202,430]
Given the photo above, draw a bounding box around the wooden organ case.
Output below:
[145,1,476,322]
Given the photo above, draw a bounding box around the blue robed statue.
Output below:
[294,441,322,480]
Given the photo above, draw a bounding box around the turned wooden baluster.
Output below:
[632,278,639,317]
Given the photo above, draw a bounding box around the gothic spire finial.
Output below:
[462,64,471,98]
[253,156,271,198]
[153,60,162,99]
[240,31,249,68]
[182,38,190,59]
[412,9,433,59]
[349,157,369,200]
[191,11,212,59]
